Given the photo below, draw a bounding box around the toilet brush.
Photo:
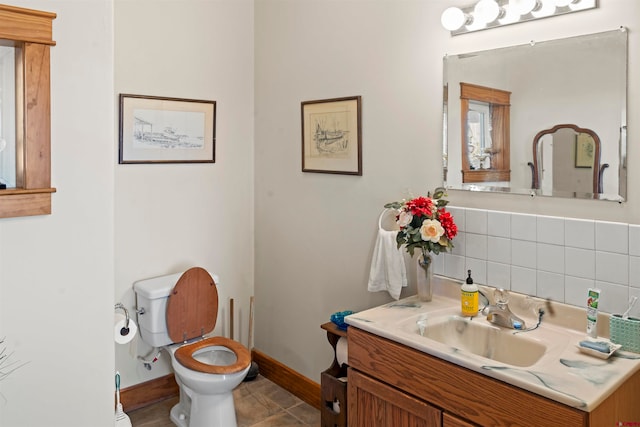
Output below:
[244,295,259,381]
[115,371,132,427]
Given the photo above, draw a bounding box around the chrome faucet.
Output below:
[485,288,526,330]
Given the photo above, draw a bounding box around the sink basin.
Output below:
[416,315,547,367]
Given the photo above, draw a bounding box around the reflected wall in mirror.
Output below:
[0,44,16,188]
[443,28,627,201]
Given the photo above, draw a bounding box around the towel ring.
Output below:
[378,208,400,232]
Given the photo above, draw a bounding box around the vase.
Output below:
[416,253,433,302]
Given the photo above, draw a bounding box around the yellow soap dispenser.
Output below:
[461,270,479,317]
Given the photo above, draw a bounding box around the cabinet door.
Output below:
[443,412,477,427]
[348,368,441,427]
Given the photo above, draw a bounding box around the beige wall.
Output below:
[114,0,255,388]
[254,0,640,383]
[0,1,114,426]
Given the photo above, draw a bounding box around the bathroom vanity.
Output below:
[345,279,640,427]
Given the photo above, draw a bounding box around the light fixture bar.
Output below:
[443,0,597,36]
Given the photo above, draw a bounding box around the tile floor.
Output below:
[128,375,321,427]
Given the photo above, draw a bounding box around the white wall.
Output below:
[254,0,640,383]
[113,0,254,389]
[0,1,114,426]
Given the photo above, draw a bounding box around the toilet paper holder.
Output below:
[114,303,131,336]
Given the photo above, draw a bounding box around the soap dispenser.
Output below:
[461,270,479,317]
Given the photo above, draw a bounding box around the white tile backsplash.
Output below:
[565,247,595,279]
[537,243,564,274]
[487,236,510,264]
[565,218,595,250]
[537,215,565,245]
[466,233,487,260]
[487,261,510,289]
[596,251,628,285]
[630,256,640,288]
[596,281,629,314]
[511,266,536,295]
[565,276,594,307]
[629,224,640,256]
[511,240,536,269]
[465,209,487,234]
[488,210,511,238]
[537,271,565,302]
[441,206,639,314]
[511,213,536,241]
[595,220,628,254]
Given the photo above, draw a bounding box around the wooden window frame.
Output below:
[460,82,511,184]
[0,4,56,219]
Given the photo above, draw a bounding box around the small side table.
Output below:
[320,322,348,427]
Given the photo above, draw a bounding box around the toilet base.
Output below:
[169,390,238,427]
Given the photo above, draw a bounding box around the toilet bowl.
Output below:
[134,267,251,427]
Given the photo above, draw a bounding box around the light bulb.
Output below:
[531,0,557,17]
[474,0,502,24]
[498,4,520,25]
[554,0,579,6]
[441,7,471,31]
[510,0,541,15]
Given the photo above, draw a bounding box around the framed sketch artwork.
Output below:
[575,132,595,168]
[301,96,362,175]
[119,94,216,164]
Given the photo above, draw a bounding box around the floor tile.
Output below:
[128,375,320,427]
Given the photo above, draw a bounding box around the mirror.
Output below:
[532,124,603,198]
[443,29,627,201]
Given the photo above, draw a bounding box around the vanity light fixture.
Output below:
[441,0,597,36]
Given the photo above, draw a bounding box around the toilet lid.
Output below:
[166,267,218,343]
[174,336,251,374]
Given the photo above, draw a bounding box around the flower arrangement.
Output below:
[384,187,458,258]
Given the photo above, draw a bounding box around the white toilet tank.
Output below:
[134,271,220,347]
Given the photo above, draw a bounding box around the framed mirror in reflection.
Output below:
[443,28,627,201]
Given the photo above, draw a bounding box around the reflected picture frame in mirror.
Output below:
[443,28,627,202]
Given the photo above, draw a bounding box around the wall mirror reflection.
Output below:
[443,28,627,201]
[0,44,16,189]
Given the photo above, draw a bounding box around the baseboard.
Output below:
[120,350,321,412]
[120,373,179,412]
[251,348,321,410]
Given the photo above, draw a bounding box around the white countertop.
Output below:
[345,277,640,411]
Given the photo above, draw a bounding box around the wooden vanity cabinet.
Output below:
[347,326,640,427]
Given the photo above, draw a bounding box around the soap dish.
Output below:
[576,339,621,359]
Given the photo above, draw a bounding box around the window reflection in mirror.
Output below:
[460,82,510,184]
[0,44,16,188]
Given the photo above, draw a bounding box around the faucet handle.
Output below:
[494,288,509,305]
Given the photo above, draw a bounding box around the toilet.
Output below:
[134,267,251,427]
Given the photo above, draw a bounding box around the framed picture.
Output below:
[301,96,362,175]
[119,94,216,164]
[575,133,594,168]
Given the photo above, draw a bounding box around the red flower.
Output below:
[438,210,458,240]
[406,196,434,218]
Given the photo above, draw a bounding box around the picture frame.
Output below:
[301,96,362,175]
[575,132,594,168]
[119,94,216,164]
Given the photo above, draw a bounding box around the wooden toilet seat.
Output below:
[166,267,251,375]
[174,336,251,374]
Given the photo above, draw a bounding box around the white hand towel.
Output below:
[367,209,407,300]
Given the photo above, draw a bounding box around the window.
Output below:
[0,4,56,218]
